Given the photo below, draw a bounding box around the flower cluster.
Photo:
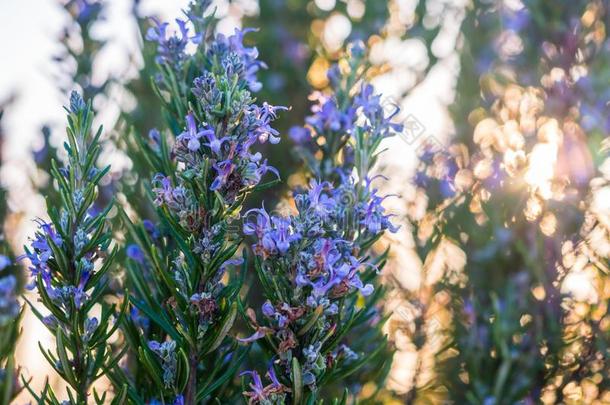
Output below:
[147,0,265,78]
[240,178,393,393]
[22,220,62,288]
[244,180,390,302]
[23,193,102,314]
[21,219,95,310]
[290,43,402,182]
[167,100,283,204]
[241,43,399,402]
[147,19,285,208]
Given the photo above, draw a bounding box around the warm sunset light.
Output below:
[0,1,608,404]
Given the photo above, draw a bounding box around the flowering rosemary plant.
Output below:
[114,2,284,403]
[21,92,126,404]
[0,111,22,404]
[239,43,401,404]
[0,253,21,404]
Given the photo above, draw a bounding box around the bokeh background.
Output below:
[1,0,609,403]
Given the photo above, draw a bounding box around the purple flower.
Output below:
[126,244,145,264]
[219,257,244,273]
[152,174,172,206]
[243,159,280,187]
[304,180,336,218]
[240,370,265,401]
[203,130,229,156]
[358,179,399,234]
[270,217,295,254]
[148,128,161,148]
[289,126,312,144]
[68,0,102,25]
[354,84,380,114]
[261,300,275,317]
[169,101,283,200]
[152,175,190,211]
[244,208,301,257]
[177,113,215,152]
[210,160,236,191]
[143,219,160,240]
[252,103,288,144]
[83,317,98,342]
[146,18,190,67]
[347,40,365,58]
[306,96,350,133]
[130,307,150,330]
[327,64,342,86]
[293,53,404,184]
[223,28,267,92]
[0,275,19,326]
[77,259,92,291]
[0,255,10,271]
[260,301,289,328]
[160,31,284,201]
[266,364,284,389]
[354,84,403,138]
[21,219,63,289]
[246,175,388,309]
[73,287,87,308]
[241,364,288,404]
[237,329,268,344]
[243,208,271,238]
[42,315,58,328]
